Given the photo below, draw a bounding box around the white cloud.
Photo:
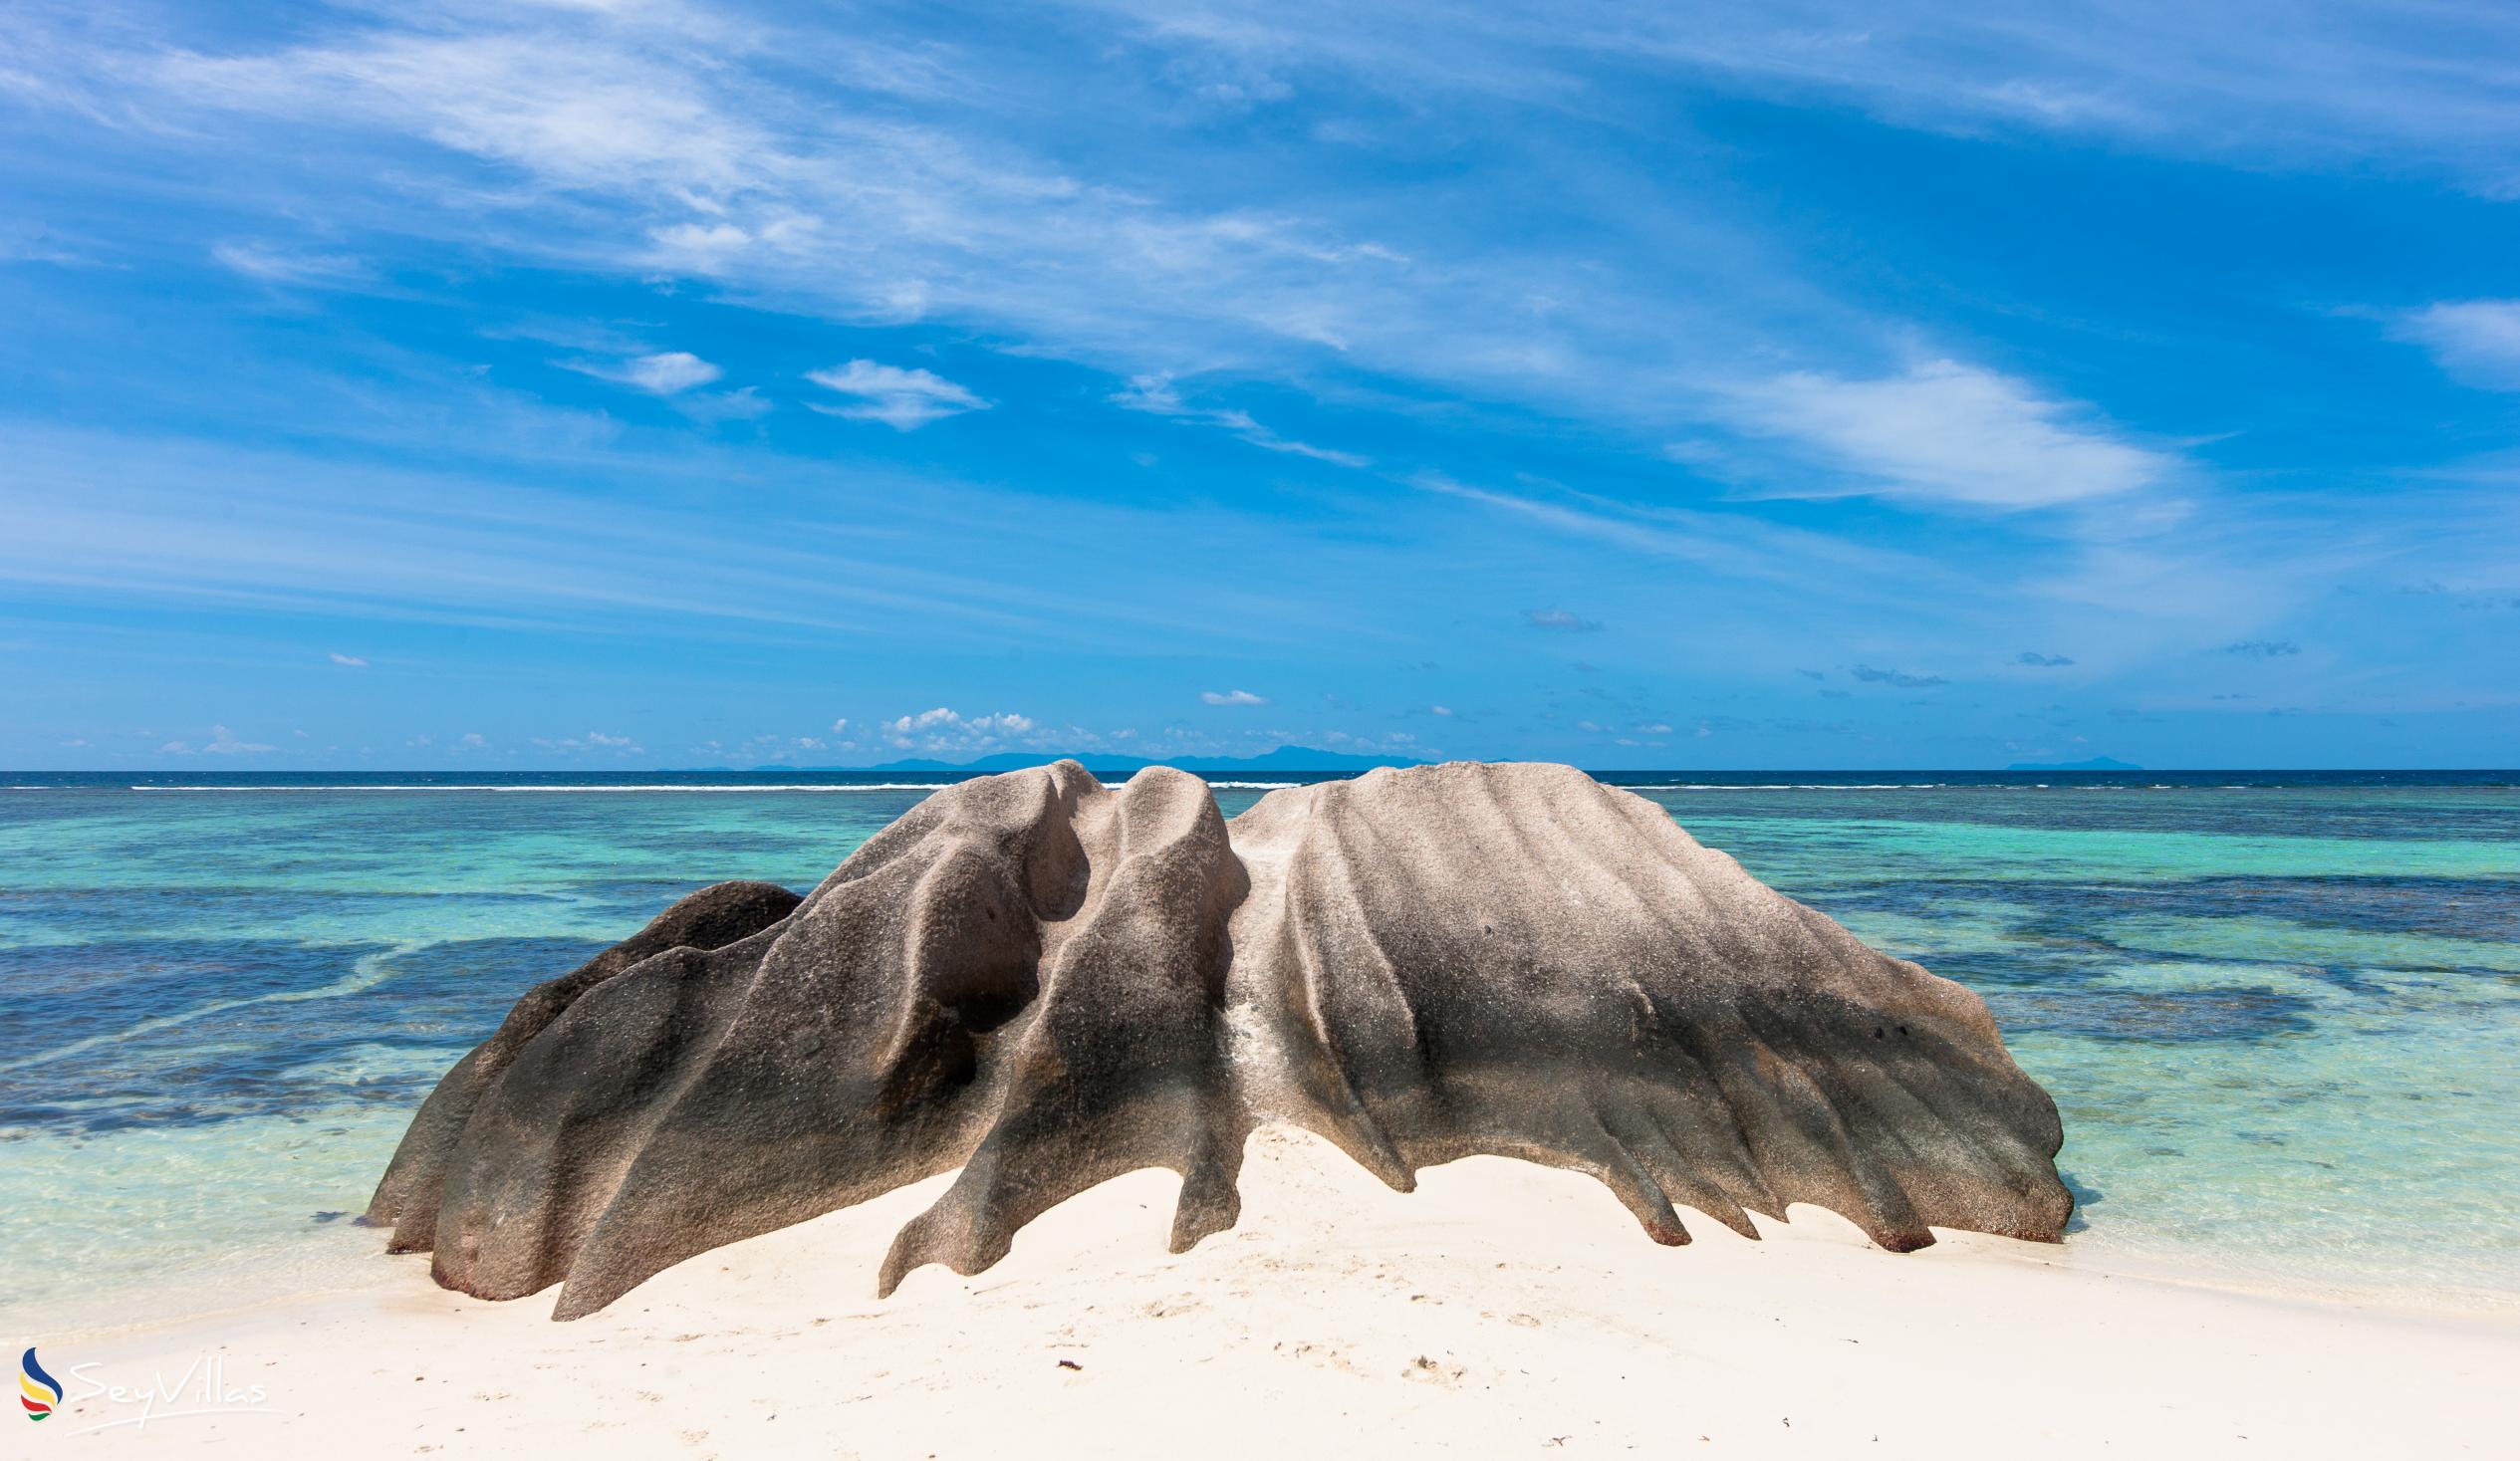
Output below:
[881,706,1037,750]
[1429,704,1454,716]
[829,716,850,735]
[70,0,2518,523]
[207,724,276,754]
[1522,607,1600,632]
[1418,473,1956,602]
[1723,360,2172,510]
[1114,374,1368,468]
[678,385,773,421]
[532,730,644,753]
[565,350,724,394]
[161,724,276,756]
[1105,3,2520,193]
[458,732,488,748]
[1201,688,1267,705]
[211,241,364,286]
[329,651,368,666]
[2395,301,2520,389]
[807,361,987,430]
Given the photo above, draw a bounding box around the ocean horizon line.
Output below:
[6,766,2517,793]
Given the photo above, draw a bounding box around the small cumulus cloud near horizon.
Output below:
[1201,689,1267,706]
[808,361,988,430]
[2222,639,2302,658]
[882,707,1036,749]
[2016,651,2075,667]
[532,731,642,754]
[329,652,368,667]
[159,724,276,756]
[1524,609,1601,632]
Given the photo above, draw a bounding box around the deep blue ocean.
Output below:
[4,768,2514,1327]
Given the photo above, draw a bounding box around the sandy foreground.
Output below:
[36,1127,2518,1459]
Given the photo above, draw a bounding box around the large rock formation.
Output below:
[370,762,2070,1319]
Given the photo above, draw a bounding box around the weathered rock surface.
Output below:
[370,762,2069,1318]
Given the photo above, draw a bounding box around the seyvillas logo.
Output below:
[19,1347,62,1421]
[13,1346,281,1435]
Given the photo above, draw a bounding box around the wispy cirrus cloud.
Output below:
[1200,688,1267,705]
[1720,360,2174,510]
[210,240,365,286]
[564,351,723,394]
[807,361,987,429]
[1115,374,1367,467]
[1417,474,1955,605]
[1096,0,2520,193]
[2394,301,2520,389]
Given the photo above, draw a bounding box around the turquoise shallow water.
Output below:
[3,776,2515,1326]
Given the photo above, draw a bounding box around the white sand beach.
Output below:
[40,1125,2518,1459]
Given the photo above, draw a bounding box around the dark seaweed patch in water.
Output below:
[1824,874,2520,959]
[0,934,607,1136]
[1987,986,2318,1042]
[364,935,611,1045]
[2300,964,2394,997]
[1655,785,2520,844]
[0,937,379,1031]
[2174,875,2520,942]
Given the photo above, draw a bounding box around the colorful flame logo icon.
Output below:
[20,1347,62,1422]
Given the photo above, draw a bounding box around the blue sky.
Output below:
[4,1,2518,769]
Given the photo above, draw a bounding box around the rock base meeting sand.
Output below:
[50,1125,2519,1458]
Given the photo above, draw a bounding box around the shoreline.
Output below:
[34,1127,2520,1457]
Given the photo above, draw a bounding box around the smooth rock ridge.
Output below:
[369,761,2070,1318]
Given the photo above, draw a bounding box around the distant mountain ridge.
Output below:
[768,744,1425,777]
